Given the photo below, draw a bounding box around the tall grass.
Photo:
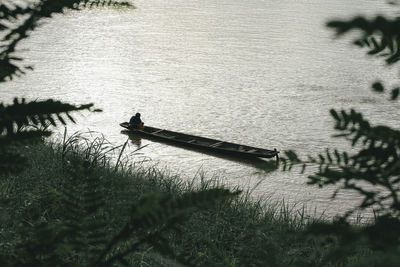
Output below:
[0,131,369,266]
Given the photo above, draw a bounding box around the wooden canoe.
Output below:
[120,122,279,160]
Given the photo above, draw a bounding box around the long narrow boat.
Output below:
[120,122,279,160]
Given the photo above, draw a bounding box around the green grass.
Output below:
[0,134,369,266]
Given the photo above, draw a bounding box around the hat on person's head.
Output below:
[135,112,141,117]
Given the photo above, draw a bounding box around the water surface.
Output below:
[2,0,399,218]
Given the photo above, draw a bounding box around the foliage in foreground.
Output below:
[1,2,243,265]
[280,5,400,266]
[0,0,133,175]
[1,0,133,82]
[1,138,369,266]
[0,140,239,266]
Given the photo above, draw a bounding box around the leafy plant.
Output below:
[0,0,133,174]
[0,98,100,174]
[0,0,133,81]
[1,3,242,266]
[280,3,400,265]
[6,157,239,266]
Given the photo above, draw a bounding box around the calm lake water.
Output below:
[2,0,399,218]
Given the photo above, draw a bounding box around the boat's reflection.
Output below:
[121,130,278,172]
[128,133,142,147]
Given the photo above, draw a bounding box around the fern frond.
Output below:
[57,159,109,264]
[0,98,95,136]
[0,98,98,173]
[327,16,400,66]
[0,0,134,81]
[0,2,34,21]
[96,188,239,266]
[281,107,400,217]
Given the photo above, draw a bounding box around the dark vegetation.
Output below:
[1,0,399,266]
[280,3,400,266]
[0,1,239,265]
[0,135,329,266]
[0,138,241,265]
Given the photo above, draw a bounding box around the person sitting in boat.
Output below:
[129,112,144,130]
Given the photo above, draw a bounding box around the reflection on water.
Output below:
[128,133,142,148]
[1,0,399,219]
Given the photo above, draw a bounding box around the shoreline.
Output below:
[0,137,367,265]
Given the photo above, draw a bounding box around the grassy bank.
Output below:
[0,136,365,266]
